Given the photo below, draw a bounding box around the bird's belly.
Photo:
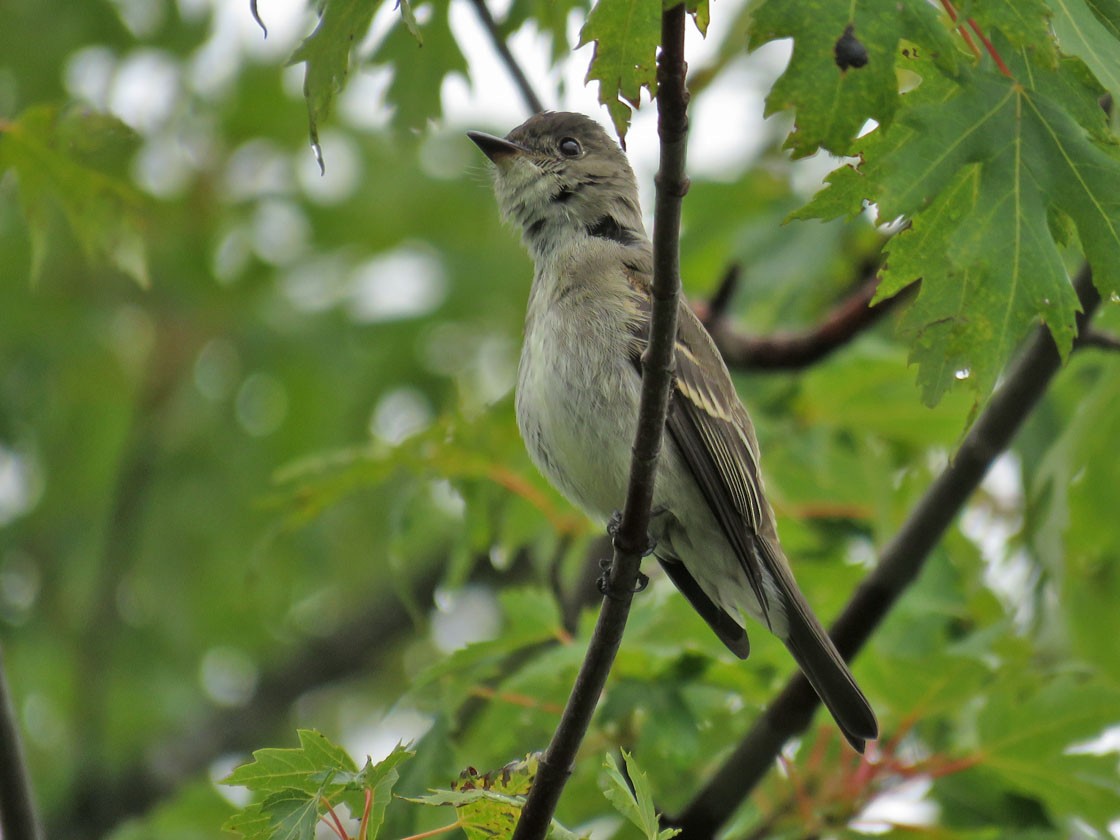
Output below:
[516,319,638,521]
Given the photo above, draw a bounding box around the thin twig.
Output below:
[703,274,912,371]
[466,0,545,115]
[0,644,43,840]
[702,263,742,323]
[667,265,1101,839]
[509,6,690,838]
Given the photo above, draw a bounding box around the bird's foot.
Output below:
[606,509,659,558]
[599,509,657,600]
[597,558,650,601]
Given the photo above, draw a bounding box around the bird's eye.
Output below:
[558,137,582,157]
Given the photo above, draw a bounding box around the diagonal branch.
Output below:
[509,5,691,838]
[1077,327,1120,352]
[466,0,545,115]
[667,264,1101,839]
[699,266,913,372]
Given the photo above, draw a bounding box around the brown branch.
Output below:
[1077,328,1120,352]
[509,6,690,838]
[0,644,43,840]
[466,0,545,115]
[700,272,913,371]
[702,263,741,323]
[667,264,1101,839]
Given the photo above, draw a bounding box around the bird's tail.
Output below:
[781,593,878,753]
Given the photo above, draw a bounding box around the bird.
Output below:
[467,111,878,752]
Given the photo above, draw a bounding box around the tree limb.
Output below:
[465,0,545,115]
[1077,328,1120,353]
[698,267,911,371]
[0,644,43,840]
[509,6,691,838]
[667,264,1101,839]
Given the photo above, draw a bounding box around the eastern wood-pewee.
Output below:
[468,112,878,751]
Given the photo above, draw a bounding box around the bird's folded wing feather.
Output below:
[624,276,782,627]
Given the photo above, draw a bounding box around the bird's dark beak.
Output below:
[467,131,528,163]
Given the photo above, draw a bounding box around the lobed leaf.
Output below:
[370,0,470,130]
[223,730,358,795]
[748,0,958,157]
[801,61,1120,405]
[0,105,149,286]
[1051,0,1120,100]
[978,676,1120,828]
[601,751,680,840]
[959,0,1059,67]
[577,0,662,140]
[288,0,380,171]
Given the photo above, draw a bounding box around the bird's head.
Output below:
[468,111,647,260]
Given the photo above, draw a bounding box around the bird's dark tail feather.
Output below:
[782,599,878,753]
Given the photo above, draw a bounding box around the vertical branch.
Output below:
[509,5,691,838]
[0,645,43,840]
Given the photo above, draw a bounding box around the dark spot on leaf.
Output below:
[835,24,869,71]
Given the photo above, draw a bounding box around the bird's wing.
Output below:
[622,270,879,748]
[665,299,778,625]
[622,273,778,628]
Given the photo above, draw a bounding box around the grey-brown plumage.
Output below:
[468,112,878,751]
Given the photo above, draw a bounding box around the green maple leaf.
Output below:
[601,751,680,840]
[224,732,413,840]
[1051,0,1120,100]
[340,744,413,839]
[288,0,381,171]
[979,676,1120,829]
[578,0,662,140]
[0,105,149,286]
[500,0,587,63]
[224,730,358,795]
[798,53,1120,405]
[959,0,1059,67]
[370,0,469,131]
[260,790,321,840]
[748,0,959,157]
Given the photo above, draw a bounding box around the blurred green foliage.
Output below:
[0,1,1118,839]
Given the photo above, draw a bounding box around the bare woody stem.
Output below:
[667,264,1101,839]
[509,5,690,837]
[701,272,911,371]
[466,0,545,115]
